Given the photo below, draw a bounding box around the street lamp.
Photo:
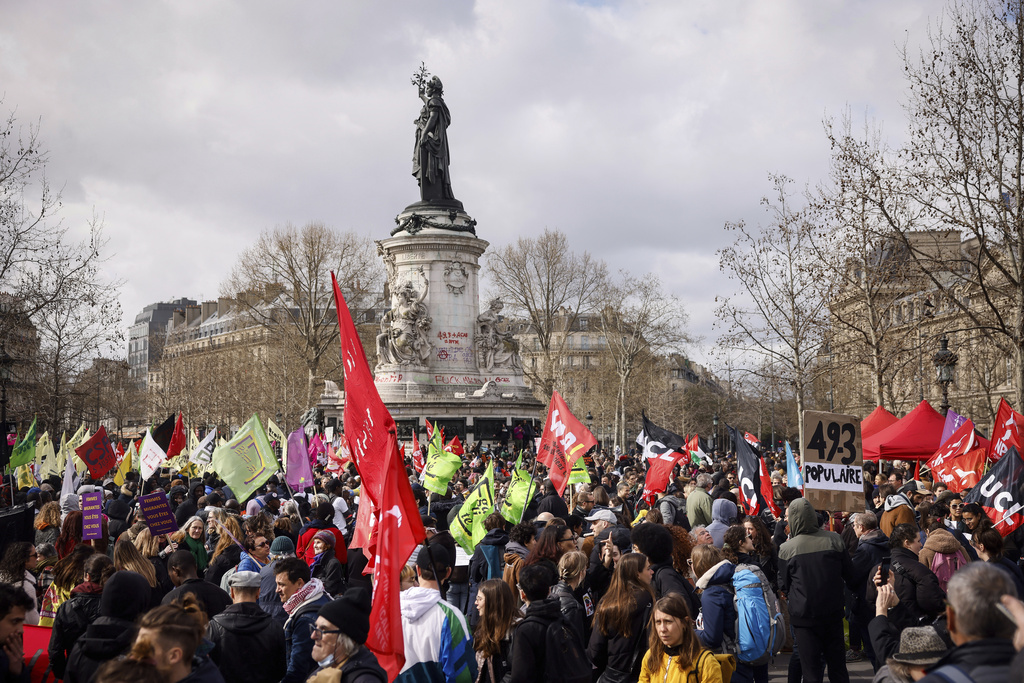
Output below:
[712,413,719,452]
[0,344,13,468]
[585,411,594,447]
[932,333,959,416]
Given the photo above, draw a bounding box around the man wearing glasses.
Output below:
[308,587,387,680]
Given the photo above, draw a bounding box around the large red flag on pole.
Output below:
[166,413,187,458]
[331,272,425,679]
[537,391,598,496]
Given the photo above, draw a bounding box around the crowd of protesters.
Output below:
[3,440,1024,683]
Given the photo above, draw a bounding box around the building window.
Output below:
[581,336,590,350]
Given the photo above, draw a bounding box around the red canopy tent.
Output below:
[863,400,946,461]
[861,406,899,441]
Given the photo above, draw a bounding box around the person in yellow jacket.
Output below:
[640,594,723,683]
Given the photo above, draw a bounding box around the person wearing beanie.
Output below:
[396,543,476,683]
[307,587,387,683]
[64,570,153,683]
[308,531,346,596]
[260,536,295,625]
[297,503,348,567]
[206,571,286,683]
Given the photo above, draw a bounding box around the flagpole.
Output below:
[519,455,539,524]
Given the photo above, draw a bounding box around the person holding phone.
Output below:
[866,523,946,632]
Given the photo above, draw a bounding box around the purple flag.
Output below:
[287,428,314,490]
[940,409,967,447]
[307,432,326,469]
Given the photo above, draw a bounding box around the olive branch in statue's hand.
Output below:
[411,62,431,93]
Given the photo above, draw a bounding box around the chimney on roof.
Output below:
[218,297,231,318]
[185,305,201,326]
[171,309,185,330]
[201,301,217,321]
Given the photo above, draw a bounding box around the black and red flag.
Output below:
[729,424,780,517]
[151,413,176,453]
[965,445,1024,535]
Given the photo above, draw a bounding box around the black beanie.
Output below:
[101,570,152,621]
[318,588,372,643]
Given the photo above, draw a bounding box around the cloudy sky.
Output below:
[0,0,936,365]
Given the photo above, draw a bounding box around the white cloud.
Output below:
[0,0,935,361]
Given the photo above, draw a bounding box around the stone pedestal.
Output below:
[320,206,544,446]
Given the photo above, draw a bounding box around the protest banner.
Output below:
[81,491,104,541]
[801,410,865,512]
[138,492,180,536]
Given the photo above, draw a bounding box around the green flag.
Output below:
[568,455,590,485]
[422,448,463,495]
[211,414,281,503]
[9,418,37,469]
[514,450,524,471]
[451,461,496,552]
[501,467,536,524]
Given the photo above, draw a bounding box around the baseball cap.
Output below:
[584,509,617,524]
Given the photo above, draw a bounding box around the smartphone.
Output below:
[879,557,891,585]
[996,602,1018,628]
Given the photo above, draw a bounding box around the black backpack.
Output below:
[520,613,591,683]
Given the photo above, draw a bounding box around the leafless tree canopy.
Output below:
[222,221,382,408]
[486,229,608,397]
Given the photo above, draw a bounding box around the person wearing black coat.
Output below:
[468,521,509,625]
[536,481,569,519]
[66,570,153,683]
[206,571,287,683]
[631,522,700,618]
[549,580,585,643]
[865,524,945,631]
[849,513,890,668]
[106,500,131,545]
[48,556,111,679]
[174,482,205,528]
[205,544,242,588]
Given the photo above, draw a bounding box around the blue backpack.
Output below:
[728,565,784,666]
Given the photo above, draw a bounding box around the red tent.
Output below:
[862,406,899,441]
[863,400,946,461]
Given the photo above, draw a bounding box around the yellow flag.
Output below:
[37,432,56,477]
[16,464,37,490]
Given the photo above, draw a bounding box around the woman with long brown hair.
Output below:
[0,541,39,623]
[523,524,571,567]
[472,579,518,683]
[588,552,656,683]
[34,501,62,546]
[113,538,164,606]
[205,516,244,586]
[639,593,721,683]
[38,543,96,626]
[133,528,175,595]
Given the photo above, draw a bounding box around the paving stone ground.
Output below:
[767,652,876,683]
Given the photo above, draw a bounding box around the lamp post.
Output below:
[0,344,13,469]
[585,411,594,449]
[712,413,719,453]
[932,334,959,416]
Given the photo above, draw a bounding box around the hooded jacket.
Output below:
[48,581,103,677]
[206,601,287,683]
[706,499,738,548]
[850,529,889,617]
[297,520,348,566]
[511,597,575,683]
[468,528,509,623]
[396,586,476,683]
[865,547,946,630]
[65,570,153,683]
[880,494,916,537]
[778,498,856,626]
[694,559,737,650]
[918,528,970,584]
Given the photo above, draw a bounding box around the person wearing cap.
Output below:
[307,588,386,683]
[298,504,348,568]
[206,570,287,683]
[261,536,295,626]
[396,543,476,683]
[308,531,346,596]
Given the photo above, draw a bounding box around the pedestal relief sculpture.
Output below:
[475,299,523,373]
[376,268,433,366]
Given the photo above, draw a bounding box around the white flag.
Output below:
[139,429,168,480]
[189,428,217,466]
[60,446,77,500]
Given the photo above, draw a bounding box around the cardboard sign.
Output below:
[81,491,104,541]
[139,492,180,536]
[801,410,865,513]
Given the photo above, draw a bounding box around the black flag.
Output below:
[151,413,176,453]
[636,412,686,461]
[964,446,1024,536]
[729,424,765,516]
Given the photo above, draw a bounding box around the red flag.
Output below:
[640,449,685,502]
[75,426,117,479]
[166,413,186,458]
[744,432,761,449]
[928,419,979,470]
[412,432,425,474]
[445,435,464,456]
[365,431,426,680]
[990,398,1023,463]
[932,447,987,493]
[537,391,598,496]
[758,456,781,517]
[115,441,125,458]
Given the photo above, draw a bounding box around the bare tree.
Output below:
[486,229,608,399]
[600,272,688,448]
[716,175,828,449]
[223,222,382,407]
[829,0,1024,407]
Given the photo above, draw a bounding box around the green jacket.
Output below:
[686,487,713,528]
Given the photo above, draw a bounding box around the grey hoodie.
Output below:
[707,498,738,548]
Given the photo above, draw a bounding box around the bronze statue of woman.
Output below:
[412,76,458,205]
